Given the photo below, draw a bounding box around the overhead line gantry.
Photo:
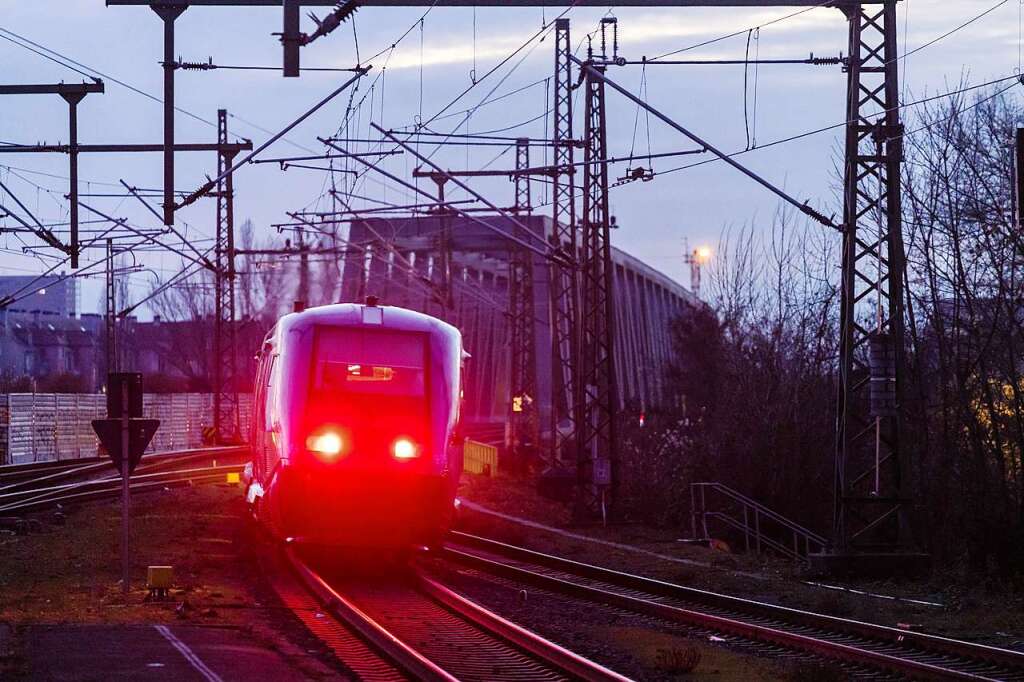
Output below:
[105,0,916,575]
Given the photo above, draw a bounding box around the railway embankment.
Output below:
[456,470,1024,654]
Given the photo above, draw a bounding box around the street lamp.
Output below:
[684,244,712,299]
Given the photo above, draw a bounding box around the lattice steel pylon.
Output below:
[105,238,117,375]
[832,1,918,562]
[514,138,532,212]
[549,17,579,468]
[213,109,240,443]
[509,138,539,462]
[577,59,618,519]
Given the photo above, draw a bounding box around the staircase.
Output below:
[690,482,828,562]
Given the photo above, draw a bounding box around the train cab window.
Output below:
[307,327,429,447]
[311,328,426,397]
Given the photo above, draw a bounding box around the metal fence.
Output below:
[0,393,252,465]
[463,439,499,476]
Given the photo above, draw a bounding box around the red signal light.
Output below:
[307,430,344,460]
[392,437,419,460]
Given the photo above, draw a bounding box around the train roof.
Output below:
[262,302,461,349]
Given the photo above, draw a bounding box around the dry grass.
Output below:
[600,625,801,680]
[0,484,254,625]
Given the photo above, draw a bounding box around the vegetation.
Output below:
[627,86,1024,581]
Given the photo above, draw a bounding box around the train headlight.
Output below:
[307,430,344,460]
[391,437,420,460]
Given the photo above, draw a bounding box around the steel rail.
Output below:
[286,549,627,680]
[0,446,246,491]
[450,532,1024,670]
[445,533,1024,681]
[414,571,629,682]
[0,461,245,514]
[284,549,457,682]
[0,470,237,515]
[0,464,244,513]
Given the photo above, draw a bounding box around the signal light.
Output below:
[392,437,419,460]
[307,431,344,460]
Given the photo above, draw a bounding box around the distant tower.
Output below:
[683,241,711,299]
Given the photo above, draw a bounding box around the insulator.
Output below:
[303,0,360,45]
[810,54,844,66]
[176,58,215,71]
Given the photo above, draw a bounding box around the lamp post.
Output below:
[683,244,711,299]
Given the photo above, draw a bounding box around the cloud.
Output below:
[355,6,847,72]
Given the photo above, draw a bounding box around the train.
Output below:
[244,298,465,548]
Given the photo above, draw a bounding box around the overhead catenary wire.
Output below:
[373,124,564,260]
[652,0,835,61]
[572,56,836,229]
[177,67,370,209]
[653,73,1024,180]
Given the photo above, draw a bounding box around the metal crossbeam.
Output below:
[0,80,105,267]
[108,1,877,6]
[0,83,103,95]
[834,1,912,554]
[0,143,251,154]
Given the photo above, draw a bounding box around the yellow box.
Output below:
[226,472,240,484]
[147,566,174,590]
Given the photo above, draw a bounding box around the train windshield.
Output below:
[306,326,430,453]
[311,327,427,397]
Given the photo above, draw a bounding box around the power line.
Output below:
[0,26,216,129]
[652,0,835,61]
[652,73,1024,180]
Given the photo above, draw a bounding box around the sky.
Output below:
[0,0,1020,317]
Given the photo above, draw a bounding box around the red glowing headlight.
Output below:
[307,430,344,460]
[392,437,419,460]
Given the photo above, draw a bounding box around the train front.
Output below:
[272,304,463,548]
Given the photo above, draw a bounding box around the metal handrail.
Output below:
[691,482,828,562]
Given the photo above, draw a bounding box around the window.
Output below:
[264,355,279,432]
[311,327,426,398]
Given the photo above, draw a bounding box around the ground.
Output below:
[0,483,343,679]
[3,469,1021,680]
[456,470,1024,651]
[0,478,811,680]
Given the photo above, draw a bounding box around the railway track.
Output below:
[0,446,247,515]
[284,547,628,681]
[462,423,505,447]
[441,532,1024,681]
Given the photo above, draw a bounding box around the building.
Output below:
[0,310,100,389]
[0,275,78,317]
[0,300,260,394]
[340,214,700,433]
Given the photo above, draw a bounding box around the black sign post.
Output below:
[120,385,129,597]
[91,373,159,596]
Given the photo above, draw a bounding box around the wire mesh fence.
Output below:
[0,393,252,465]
